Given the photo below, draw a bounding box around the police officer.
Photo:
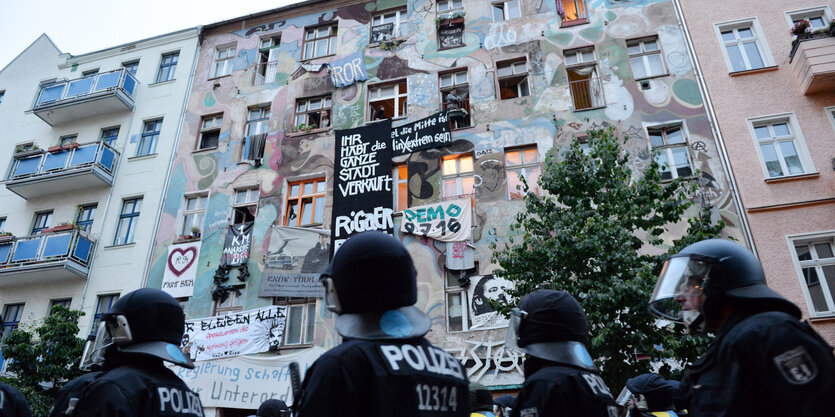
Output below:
[296,231,469,417]
[616,374,678,417]
[0,380,31,417]
[468,382,495,417]
[66,288,203,417]
[507,290,618,417]
[256,399,290,417]
[648,239,835,417]
[492,395,515,417]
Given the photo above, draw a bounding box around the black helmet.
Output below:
[506,290,596,371]
[80,288,193,369]
[649,239,800,332]
[468,382,493,413]
[624,374,674,412]
[256,399,290,417]
[321,231,430,340]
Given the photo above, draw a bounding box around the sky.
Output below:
[0,0,306,70]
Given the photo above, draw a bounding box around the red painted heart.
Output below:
[168,247,197,277]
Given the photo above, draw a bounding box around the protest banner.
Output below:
[182,305,287,361]
[400,198,471,242]
[390,111,452,156]
[221,222,253,267]
[161,241,201,298]
[260,226,329,298]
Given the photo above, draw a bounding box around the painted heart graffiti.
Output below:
[168,246,198,277]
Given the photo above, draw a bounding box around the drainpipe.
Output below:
[670,0,757,257]
[140,27,203,288]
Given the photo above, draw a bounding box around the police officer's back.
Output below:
[0,381,31,417]
[618,374,678,417]
[64,288,203,417]
[296,231,469,417]
[649,239,835,417]
[507,290,618,417]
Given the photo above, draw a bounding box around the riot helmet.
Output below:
[256,399,290,417]
[616,374,675,413]
[468,382,494,413]
[320,231,430,340]
[505,289,596,371]
[80,288,193,370]
[649,239,799,333]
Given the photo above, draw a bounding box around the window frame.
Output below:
[558,0,588,26]
[273,297,317,347]
[122,61,139,76]
[788,231,835,318]
[368,80,408,121]
[496,58,530,100]
[439,69,472,130]
[302,24,338,61]
[114,197,142,245]
[564,46,605,111]
[90,294,119,335]
[294,95,332,130]
[49,298,72,315]
[826,106,835,135]
[443,266,479,332]
[437,0,464,13]
[75,203,97,232]
[0,90,5,105]
[492,0,521,22]
[627,36,667,80]
[214,285,246,315]
[1,303,24,341]
[505,145,541,199]
[284,178,327,226]
[243,105,270,161]
[198,114,223,150]
[714,18,775,73]
[182,193,208,235]
[371,8,407,43]
[745,113,815,180]
[441,153,475,200]
[138,119,162,156]
[31,210,53,235]
[100,127,120,146]
[645,122,694,181]
[155,51,180,83]
[784,6,834,31]
[393,164,408,211]
[212,44,237,78]
[60,135,77,146]
[232,187,259,225]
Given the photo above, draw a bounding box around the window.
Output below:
[198,114,222,150]
[444,266,478,332]
[1,304,24,341]
[493,0,521,21]
[242,106,270,162]
[368,81,408,121]
[505,146,541,199]
[565,47,604,111]
[442,154,474,199]
[303,25,338,60]
[792,235,835,316]
[440,70,471,129]
[82,69,99,77]
[827,107,835,134]
[232,187,259,225]
[648,124,692,180]
[497,59,529,100]
[155,52,179,83]
[0,90,5,105]
[175,297,189,311]
[90,294,119,334]
[114,198,142,245]
[748,114,813,179]
[60,135,77,146]
[628,37,666,79]
[76,204,97,232]
[138,119,162,156]
[285,178,326,226]
[786,7,833,31]
[213,44,236,78]
[214,285,246,315]
[715,19,772,72]
[437,0,463,12]
[273,297,317,346]
[182,194,208,235]
[371,9,406,43]
[100,127,119,146]
[49,299,72,314]
[32,210,53,235]
[122,61,139,76]
[393,164,408,211]
[294,96,332,130]
[558,0,586,23]
[0,217,5,232]
[256,36,282,84]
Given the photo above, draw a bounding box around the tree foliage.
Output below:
[491,127,723,391]
[0,305,87,416]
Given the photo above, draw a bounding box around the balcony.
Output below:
[252,60,280,86]
[569,76,606,111]
[5,142,119,199]
[790,32,835,95]
[0,230,94,287]
[31,68,138,126]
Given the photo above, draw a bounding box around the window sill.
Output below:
[128,153,158,161]
[560,18,589,28]
[149,79,176,87]
[300,55,335,63]
[207,74,232,82]
[192,146,218,154]
[369,38,407,48]
[287,127,332,137]
[438,45,466,52]
[499,94,531,102]
[278,343,314,352]
[573,105,606,112]
[174,237,202,244]
[764,172,819,183]
[809,314,835,322]
[728,66,778,77]
[103,243,136,250]
[634,73,670,82]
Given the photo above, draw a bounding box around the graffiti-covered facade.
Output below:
[146,0,744,414]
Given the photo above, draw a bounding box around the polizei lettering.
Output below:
[380,344,466,380]
[157,386,204,417]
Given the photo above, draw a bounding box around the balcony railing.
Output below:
[0,230,94,285]
[5,142,118,199]
[252,60,280,86]
[31,68,138,125]
[569,76,606,111]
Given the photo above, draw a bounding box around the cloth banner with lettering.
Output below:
[162,241,201,298]
[181,305,287,361]
[391,111,452,156]
[400,198,471,242]
[331,120,394,252]
[221,222,253,266]
[168,346,325,409]
[259,226,330,298]
[467,275,513,330]
[327,52,369,88]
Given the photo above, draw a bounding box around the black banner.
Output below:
[438,23,464,49]
[221,222,253,266]
[391,111,452,156]
[371,23,394,43]
[331,120,394,252]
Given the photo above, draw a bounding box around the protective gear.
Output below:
[320,231,430,340]
[49,370,102,417]
[0,381,31,417]
[621,374,675,414]
[80,288,193,370]
[256,399,290,417]
[493,394,515,417]
[469,382,493,413]
[649,239,799,333]
[509,363,618,417]
[506,290,596,372]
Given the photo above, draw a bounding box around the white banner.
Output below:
[468,275,513,330]
[182,306,287,362]
[162,242,202,298]
[400,198,471,242]
[168,347,324,409]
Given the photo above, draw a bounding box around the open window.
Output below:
[565,47,604,111]
[371,9,406,43]
[198,114,222,150]
[368,80,407,121]
[497,58,530,100]
[243,105,269,162]
[232,187,259,225]
[557,0,587,26]
[255,36,281,85]
[440,70,471,130]
[294,95,332,131]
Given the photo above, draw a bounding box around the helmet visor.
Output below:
[504,308,526,349]
[648,255,712,323]
[79,321,112,371]
[616,387,634,407]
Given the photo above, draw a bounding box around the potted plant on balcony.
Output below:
[436,11,465,28]
[190,226,202,239]
[13,144,43,159]
[62,142,80,151]
[51,222,76,233]
[0,232,15,243]
[48,145,65,153]
[791,19,811,37]
[295,123,318,133]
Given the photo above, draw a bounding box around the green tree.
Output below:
[491,127,722,391]
[1,305,87,416]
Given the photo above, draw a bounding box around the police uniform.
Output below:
[49,371,102,417]
[681,311,835,417]
[510,359,617,417]
[0,381,31,417]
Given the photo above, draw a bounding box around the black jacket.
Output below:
[0,381,31,417]
[509,360,617,417]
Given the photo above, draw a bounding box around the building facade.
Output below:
[0,28,200,365]
[674,0,835,342]
[144,0,745,415]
